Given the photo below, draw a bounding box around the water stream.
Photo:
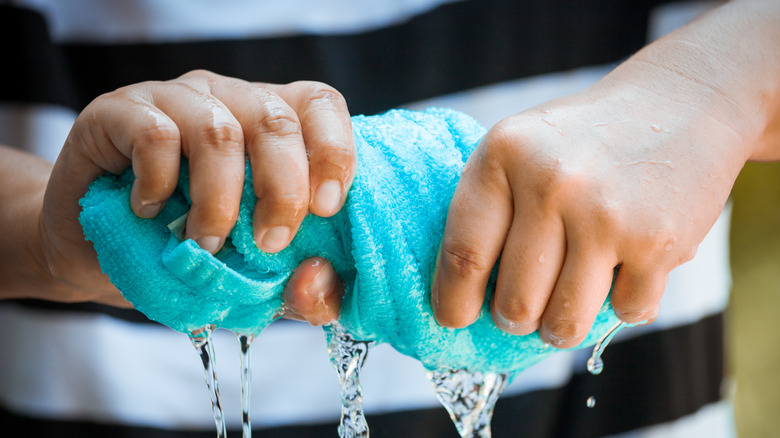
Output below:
[326,322,375,438]
[189,325,227,438]
[237,333,254,438]
[426,368,510,438]
[586,321,626,376]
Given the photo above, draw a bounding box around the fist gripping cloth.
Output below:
[79,108,621,373]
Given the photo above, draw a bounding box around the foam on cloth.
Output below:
[80,108,620,373]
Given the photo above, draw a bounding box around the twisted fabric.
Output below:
[80,108,620,372]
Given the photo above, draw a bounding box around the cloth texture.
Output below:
[80,107,620,372]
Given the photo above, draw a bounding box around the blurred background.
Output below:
[729,161,780,437]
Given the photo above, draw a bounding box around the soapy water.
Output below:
[326,322,375,438]
[586,320,626,376]
[426,368,510,438]
[189,325,228,438]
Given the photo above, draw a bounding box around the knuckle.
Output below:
[261,190,308,217]
[256,106,302,138]
[299,82,346,108]
[495,298,542,325]
[199,123,243,152]
[133,121,180,148]
[542,318,588,345]
[190,205,238,232]
[179,69,216,80]
[440,244,492,279]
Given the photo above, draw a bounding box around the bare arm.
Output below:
[432,0,780,347]
[0,71,348,322]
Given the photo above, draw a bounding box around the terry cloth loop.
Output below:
[80,107,622,373]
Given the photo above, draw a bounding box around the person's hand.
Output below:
[37,70,351,323]
[431,68,758,348]
[431,0,780,348]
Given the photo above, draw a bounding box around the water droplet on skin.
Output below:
[650,124,663,133]
[541,109,551,114]
[587,396,596,408]
[593,122,609,127]
[558,129,565,136]
[541,118,556,127]
[665,243,673,252]
[538,253,546,263]
[428,368,509,438]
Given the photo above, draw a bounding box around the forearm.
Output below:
[0,145,65,300]
[599,0,780,161]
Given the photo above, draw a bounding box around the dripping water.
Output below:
[326,322,374,438]
[586,321,626,375]
[238,333,254,438]
[586,396,596,408]
[426,368,510,438]
[189,325,227,438]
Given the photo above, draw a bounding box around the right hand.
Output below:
[38,70,354,321]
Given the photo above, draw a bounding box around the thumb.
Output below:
[282,257,343,326]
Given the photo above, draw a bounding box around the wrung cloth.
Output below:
[80,108,621,373]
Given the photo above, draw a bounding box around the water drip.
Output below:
[427,368,510,438]
[326,322,374,438]
[189,325,227,438]
[586,321,626,375]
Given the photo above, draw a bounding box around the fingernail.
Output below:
[314,180,343,215]
[195,235,222,254]
[261,226,291,253]
[306,264,337,298]
[138,202,163,218]
[493,310,537,335]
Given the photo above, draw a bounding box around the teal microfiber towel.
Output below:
[80,108,621,373]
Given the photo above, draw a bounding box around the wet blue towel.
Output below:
[80,108,620,373]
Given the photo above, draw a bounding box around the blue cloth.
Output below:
[80,108,621,372]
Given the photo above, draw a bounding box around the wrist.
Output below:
[600,0,780,162]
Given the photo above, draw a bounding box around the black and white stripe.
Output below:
[1,1,732,436]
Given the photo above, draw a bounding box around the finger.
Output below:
[432,142,514,328]
[127,105,182,218]
[266,81,356,217]
[199,74,310,253]
[150,80,246,253]
[72,90,183,219]
[491,212,566,335]
[282,257,343,326]
[610,264,667,324]
[539,241,617,349]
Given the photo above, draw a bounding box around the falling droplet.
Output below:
[586,321,626,376]
[238,333,254,438]
[189,325,227,438]
[327,322,374,438]
[427,368,509,438]
[586,396,596,408]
